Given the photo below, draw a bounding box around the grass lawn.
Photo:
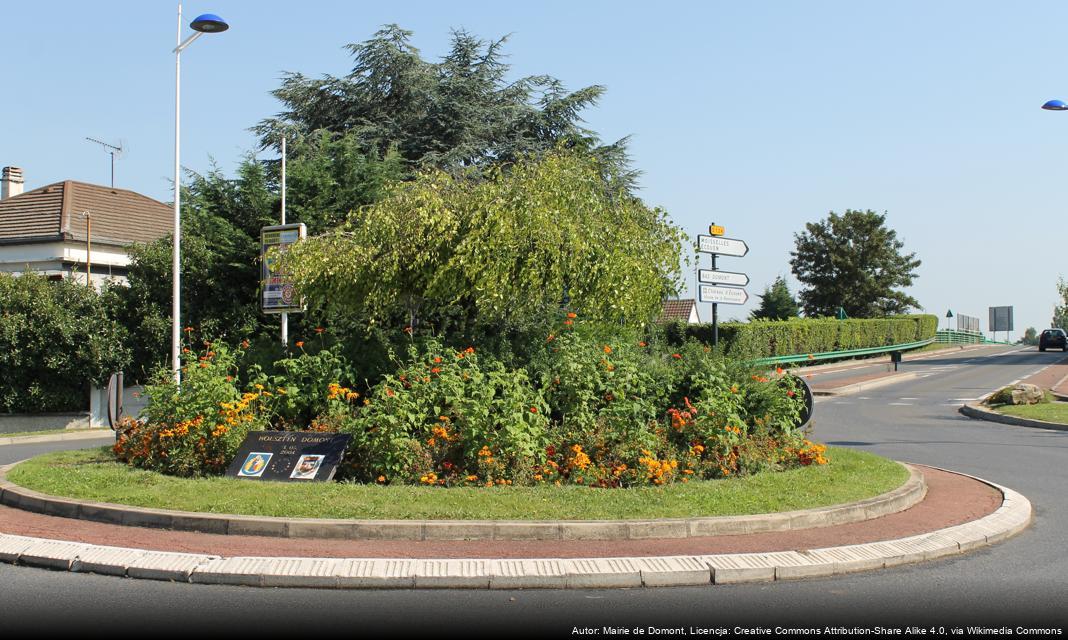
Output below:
[7,446,908,521]
[993,401,1068,425]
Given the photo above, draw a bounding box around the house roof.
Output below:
[660,298,700,323]
[0,180,171,246]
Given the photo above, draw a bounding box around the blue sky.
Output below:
[3,1,1066,336]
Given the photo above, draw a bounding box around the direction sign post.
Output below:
[698,269,749,287]
[699,285,748,305]
[698,235,748,257]
[697,224,749,347]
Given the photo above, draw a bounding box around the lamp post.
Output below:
[172,5,229,383]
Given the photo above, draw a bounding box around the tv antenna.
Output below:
[85,137,124,188]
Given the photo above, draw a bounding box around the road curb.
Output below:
[813,372,920,397]
[0,461,926,541]
[0,430,114,447]
[0,465,1031,589]
[959,403,1068,432]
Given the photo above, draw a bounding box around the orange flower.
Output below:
[638,341,647,348]
[385,388,395,397]
[672,353,682,359]
[530,407,538,413]
[183,326,194,333]
[314,327,325,334]
[563,319,573,326]
[241,340,250,349]
[787,390,796,398]
[295,341,305,348]
[376,475,386,483]
[547,334,555,342]
[403,326,413,335]
[603,345,612,354]
[433,356,442,363]
[776,367,784,375]
[566,312,577,319]
[431,367,441,374]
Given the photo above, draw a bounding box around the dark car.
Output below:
[1039,328,1068,352]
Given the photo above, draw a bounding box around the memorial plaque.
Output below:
[226,431,352,482]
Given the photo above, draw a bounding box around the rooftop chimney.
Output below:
[1,167,24,199]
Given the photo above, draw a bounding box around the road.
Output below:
[1,345,1066,637]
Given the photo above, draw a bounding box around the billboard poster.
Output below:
[260,223,306,314]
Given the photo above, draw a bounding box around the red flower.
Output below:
[431,367,441,374]
[787,390,796,398]
[530,407,538,414]
[672,353,682,359]
[296,341,305,348]
[314,327,325,334]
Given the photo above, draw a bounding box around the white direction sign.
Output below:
[698,269,749,287]
[698,235,748,257]
[700,284,748,305]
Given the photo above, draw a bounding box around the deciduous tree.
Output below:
[790,209,920,318]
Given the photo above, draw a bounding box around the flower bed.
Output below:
[114,315,822,487]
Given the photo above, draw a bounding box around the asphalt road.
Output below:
[2,346,1066,637]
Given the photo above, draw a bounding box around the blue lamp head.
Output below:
[1042,99,1068,111]
[190,13,229,33]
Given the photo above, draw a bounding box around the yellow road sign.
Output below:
[709,224,725,236]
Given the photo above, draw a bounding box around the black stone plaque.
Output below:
[226,431,352,482]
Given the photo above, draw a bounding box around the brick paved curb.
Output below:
[0,461,925,541]
[0,466,1030,589]
[959,403,1068,432]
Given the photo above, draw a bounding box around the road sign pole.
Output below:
[711,252,718,347]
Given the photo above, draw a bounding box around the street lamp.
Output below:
[172,5,229,383]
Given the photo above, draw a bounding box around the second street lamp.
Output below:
[172,5,229,383]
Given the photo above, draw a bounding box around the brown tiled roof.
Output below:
[660,298,699,323]
[0,180,171,246]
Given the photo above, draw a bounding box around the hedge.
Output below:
[663,315,938,361]
[0,273,130,413]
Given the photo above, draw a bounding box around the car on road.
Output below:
[1039,328,1068,351]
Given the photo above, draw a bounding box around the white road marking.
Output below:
[888,402,913,406]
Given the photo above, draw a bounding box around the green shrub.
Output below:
[116,315,820,486]
[668,314,937,360]
[0,272,130,413]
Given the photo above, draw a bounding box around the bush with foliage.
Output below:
[114,315,821,486]
[0,272,129,413]
[669,314,938,361]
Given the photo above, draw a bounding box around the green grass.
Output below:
[7,447,907,520]
[993,400,1068,425]
[0,428,110,439]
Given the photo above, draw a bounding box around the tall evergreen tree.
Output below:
[254,25,635,187]
[789,209,921,318]
[750,276,799,320]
